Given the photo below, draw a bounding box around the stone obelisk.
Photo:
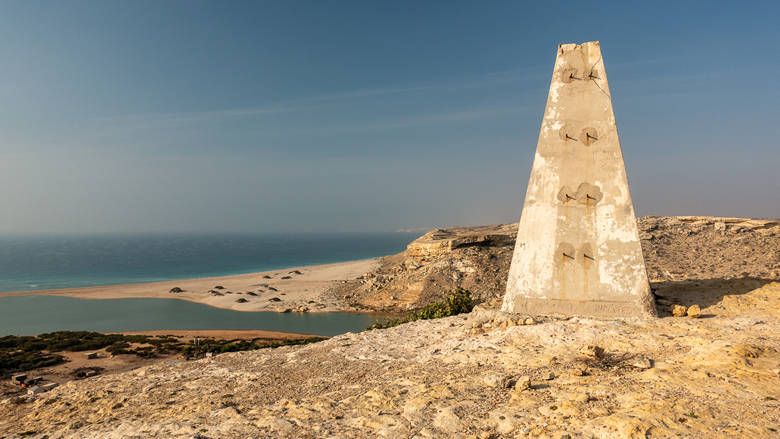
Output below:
[502,41,656,318]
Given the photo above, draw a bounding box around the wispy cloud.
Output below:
[309,105,531,135]
[97,65,547,125]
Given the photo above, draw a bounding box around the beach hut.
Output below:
[11,374,27,385]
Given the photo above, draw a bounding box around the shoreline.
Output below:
[118,329,325,340]
[0,258,381,313]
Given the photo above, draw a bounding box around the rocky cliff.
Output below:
[331,216,780,312]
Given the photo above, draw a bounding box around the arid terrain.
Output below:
[333,216,780,313]
[0,330,322,404]
[1,216,779,438]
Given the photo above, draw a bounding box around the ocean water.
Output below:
[0,296,384,336]
[0,232,419,293]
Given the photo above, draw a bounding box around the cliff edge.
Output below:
[331,216,780,312]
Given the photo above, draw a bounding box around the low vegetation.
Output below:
[0,331,325,377]
[367,288,474,330]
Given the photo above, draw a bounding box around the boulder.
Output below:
[671,305,688,317]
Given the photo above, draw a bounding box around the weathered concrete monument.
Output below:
[502,41,656,318]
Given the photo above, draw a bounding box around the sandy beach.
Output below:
[2,258,380,313]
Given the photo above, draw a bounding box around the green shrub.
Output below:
[0,351,65,377]
[367,288,474,330]
[0,331,327,376]
[106,342,131,355]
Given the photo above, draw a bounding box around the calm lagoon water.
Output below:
[0,295,384,336]
[0,233,415,335]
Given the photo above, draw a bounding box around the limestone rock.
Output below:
[630,356,652,370]
[406,226,515,259]
[483,374,512,389]
[257,417,295,435]
[330,215,780,314]
[687,304,702,318]
[467,305,509,328]
[432,407,462,434]
[570,364,588,376]
[513,376,531,392]
[3,282,780,439]
[671,305,688,317]
[578,345,605,359]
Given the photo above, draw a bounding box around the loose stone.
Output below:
[513,376,531,391]
[578,345,604,359]
[631,356,653,369]
[570,365,588,377]
[671,305,688,317]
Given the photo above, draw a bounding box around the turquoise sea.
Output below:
[0,232,418,292]
[0,232,418,335]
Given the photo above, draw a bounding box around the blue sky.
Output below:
[1,1,778,234]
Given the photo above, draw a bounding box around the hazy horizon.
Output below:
[2,1,779,234]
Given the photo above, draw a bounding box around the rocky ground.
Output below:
[1,216,779,438]
[331,216,780,312]
[1,280,778,438]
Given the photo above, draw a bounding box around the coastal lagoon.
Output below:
[0,295,384,336]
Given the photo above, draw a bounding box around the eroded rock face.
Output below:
[330,216,780,312]
[405,224,517,259]
[330,223,517,311]
[3,282,779,438]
